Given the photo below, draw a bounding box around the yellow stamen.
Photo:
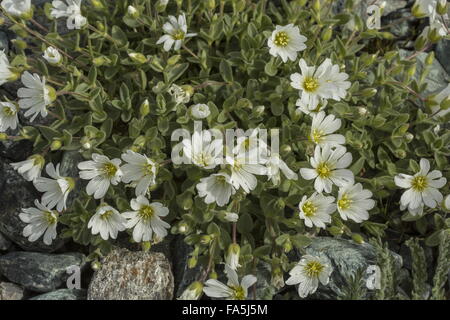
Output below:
[100,210,114,220]
[316,162,331,178]
[103,163,118,177]
[231,285,246,300]
[139,205,154,221]
[44,211,57,225]
[311,128,325,144]
[304,260,324,278]
[303,77,319,93]
[172,30,185,40]
[274,31,289,47]
[302,201,317,217]
[338,194,352,210]
[411,176,428,192]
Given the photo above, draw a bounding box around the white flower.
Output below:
[88,204,127,240]
[267,24,307,63]
[123,196,170,243]
[266,154,298,185]
[19,200,58,245]
[168,84,192,105]
[190,103,210,119]
[401,203,425,216]
[183,130,222,169]
[43,47,62,65]
[413,0,439,17]
[203,264,257,300]
[10,154,45,182]
[224,212,239,222]
[443,194,450,210]
[18,71,56,122]
[156,13,197,51]
[51,0,87,30]
[78,153,123,199]
[309,111,345,147]
[395,158,446,213]
[286,255,333,298]
[196,172,236,207]
[0,102,18,132]
[0,50,17,86]
[178,281,204,300]
[121,150,157,197]
[296,98,328,116]
[1,0,31,17]
[34,163,75,212]
[227,150,267,193]
[300,145,354,193]
[366,265,381,290]
[336,183,375,223]
[226,244,241,271]
[290,58,351,109]
[298,192,335,229]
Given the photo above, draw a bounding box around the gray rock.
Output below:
[0,252,86,293]
[88,248,174,300]
[435,40,450,75]
[30,289,86,300]
[399,49,450,95]
[0,232,11,251]
[0,282,24,300]
[0,159,65,252]
[295,237,402,299]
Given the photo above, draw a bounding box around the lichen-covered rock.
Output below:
[0,252,86,293]
[30,289,87,300]
[295,237,402,299]
[435,40,450,75]
[0,282,24,300]
[87,248,174,300]
[0,232,11,251]
[0,159,65,252]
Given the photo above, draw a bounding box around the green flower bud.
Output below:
[412,3,428,18]
[91,260,102,271]
[328,226,344,236]
[0,133,8,141]
[440,97,450,110]
[283,238,293,253]
[209,270,218,279]
[90,0,106,9]
[156,0,169,12]
[178,281,204,300]
[321,26,333,41]
[425,51,435,65]
[200,235,212,245]
[127,5,140,18]
[50,139,62,151]
[12,39,27,50]
[437,1,448,15]
[352,233,365,244]
[140,99,150,117]
[93,56,107,66]
[141,241,151,252]
[188,256,197,268]
[395,149,406,159]
[178,222,189,234]
[404,132,414,142]
[129,52,147,64]
[180,85,195,97]
[360,88,377,98]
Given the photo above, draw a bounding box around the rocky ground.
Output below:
[0,0,449,300]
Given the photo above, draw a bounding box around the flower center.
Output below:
[411,175,428,192]
[311,129,325,144]
[45,85,57,103]
[338,194,352,210]
[231,285,246,300]
[143,163,154,176]
[138,205,154,221]
[172,30,185,40]
[103,162,118,177]
[316,162,332,178]
[274,31,289,47]
[44,211,57,225]
[304,261,324,278]
[216,175,227,184]
[100,210,114,220]
[303,77,319,93]
[302,201,317,217]
[3,106,16,116]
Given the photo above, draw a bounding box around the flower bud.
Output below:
[224,212,239,222]
[127,5,140,18]
[188,256,197,268]
[404,132,414,142]
[129,52,147,64]
[361,88,377,98]
[140,99,150,117]
[178,222,189,234]
[200,235,212,245]
[209,270,218,279]
[157,0,169,12]
[50,139,62,151]
[226,244,241,270]
[321,26,333,41]
[437,0,448,15]
[91,260,102,271]
[443,194,450,211]
[178,281,204,300]
[90,0,106,9]
[352,233,365,244]
[141,241,151,252]
[425,51,435,65]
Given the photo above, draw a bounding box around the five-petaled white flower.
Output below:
[290,58,351,110]
[227,149,267,193]
[190,103,211,119]
[43,47,62,65]
[78,153,123,199]
[296,97,328,116]
[267,24,307,63]
[156,13,197,51]
[19,200,58,245]
[121,150,157,197]
[203,264,257,300]
[18,71,56,122]
[0,50,16,86]
[394,158,446,214]
[300,145,354,193]
[336,183,375,223]
[286,255,333,298]
[0,102,19,132]
[309,111,345,147]
[266,154,298,185]
[88,204,127,240]
[11,154,45,182]
[298,192,335,229]
[196,172,236,207]
[123,196,170,243]
[1,0,31,18]
[51,0,87,30]
[183,130,222,169]
[34,163,75,212]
